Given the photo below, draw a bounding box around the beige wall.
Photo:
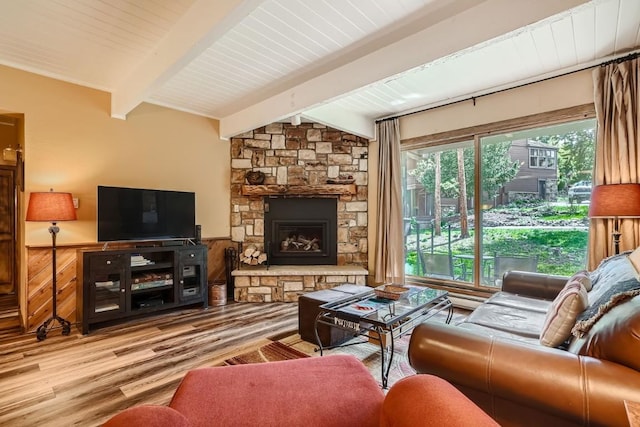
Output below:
[400,69,595,140]
[0,65,229,248]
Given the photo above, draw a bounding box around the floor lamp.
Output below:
[26,189,77,341]
[588,183,640,255]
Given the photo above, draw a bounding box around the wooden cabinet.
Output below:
[77,245,208,334]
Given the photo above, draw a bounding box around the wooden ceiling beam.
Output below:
[110,0,266,120]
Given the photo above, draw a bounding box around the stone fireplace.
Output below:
[230,122,369,302]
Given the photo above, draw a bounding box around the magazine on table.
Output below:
[337,297,390,318]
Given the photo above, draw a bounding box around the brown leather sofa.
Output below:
[408,253,640,427]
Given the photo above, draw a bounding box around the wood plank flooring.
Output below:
[0,295,21,338]
[0,302,299,427]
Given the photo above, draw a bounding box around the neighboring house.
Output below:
[498,139,558,205]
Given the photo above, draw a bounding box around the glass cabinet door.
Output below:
[89,255,126,319]
[179,248,205,302]
[92,272,124,315]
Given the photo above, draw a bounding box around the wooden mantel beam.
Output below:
[241,184,356,197]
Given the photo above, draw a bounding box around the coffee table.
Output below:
[314,284,452,388]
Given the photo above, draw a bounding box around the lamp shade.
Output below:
[588,184,640,218]
[26,191,77,222]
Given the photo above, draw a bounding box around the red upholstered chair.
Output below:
[103,355,498,427]
[104,405,189,427]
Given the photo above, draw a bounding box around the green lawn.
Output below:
[407,227,588,278]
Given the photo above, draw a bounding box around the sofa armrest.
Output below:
[381,375,499,427]
[408,322,640,427]
[501,270,568,299]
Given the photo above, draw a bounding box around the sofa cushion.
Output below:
[457,322,540,345]
[484,292,551,313]
[568,295,640,371]
[464,304,546,338]
[539,280,587,347]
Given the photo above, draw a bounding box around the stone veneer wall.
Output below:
[230,121,369,269]
[231,266,368,302]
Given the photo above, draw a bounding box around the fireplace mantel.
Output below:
[241,184,356,197]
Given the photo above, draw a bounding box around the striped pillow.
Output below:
[540,280,588,347]
[568,270,592,291]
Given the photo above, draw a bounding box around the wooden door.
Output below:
[0,168,15,294]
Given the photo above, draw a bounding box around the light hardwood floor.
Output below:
[0,295,21,338]
[0,302,299,427]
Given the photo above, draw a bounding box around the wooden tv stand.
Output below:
[76,245,208,334]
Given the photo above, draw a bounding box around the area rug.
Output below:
[223,310,465,388]
[224,341,309,365]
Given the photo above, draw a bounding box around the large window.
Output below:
[402,117,596,291]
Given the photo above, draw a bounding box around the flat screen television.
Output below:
[97,185,196,242]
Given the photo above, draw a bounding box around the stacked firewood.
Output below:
[240,244,267,265]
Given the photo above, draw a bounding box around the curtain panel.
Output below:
[589,57,640,269]
[374,119,404,284]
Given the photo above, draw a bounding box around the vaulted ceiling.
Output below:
[0,0,638,139]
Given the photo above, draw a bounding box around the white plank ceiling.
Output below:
[0,0,638,139]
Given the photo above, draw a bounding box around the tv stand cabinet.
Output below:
[76,245,208,334]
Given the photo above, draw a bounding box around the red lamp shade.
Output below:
[26,191,77,222]
[588,184,640,218]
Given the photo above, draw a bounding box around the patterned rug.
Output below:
[224,341,309,365]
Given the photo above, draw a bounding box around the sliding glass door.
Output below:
[402,118,596,290]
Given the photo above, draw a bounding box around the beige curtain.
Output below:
[588,57,640,269]
[374,118,405,284]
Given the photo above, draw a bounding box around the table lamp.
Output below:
[26,189,77,341]
[588,183,640,255]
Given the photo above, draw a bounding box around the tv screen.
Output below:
[97,186,196,242]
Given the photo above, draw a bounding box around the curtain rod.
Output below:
[376,49,640,123]
[602,50,640,65]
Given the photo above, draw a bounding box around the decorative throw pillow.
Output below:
[568,270,592,291]
[571,278,640,337]
[539,280,588,347]
[627,245,640,276]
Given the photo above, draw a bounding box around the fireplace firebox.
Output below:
[264,197,337,265]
